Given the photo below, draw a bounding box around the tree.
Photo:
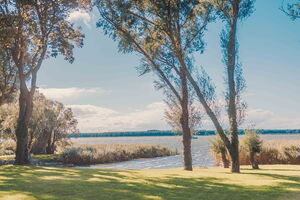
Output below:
[44,101,78,154]
[96,0,212,171]
[30,93,78,155]
[164,91,203,135]
[0,0,90,164]
[242,130,262,169]
[281,0,300,20]
[180,0,253,173]
[0,91,78,155]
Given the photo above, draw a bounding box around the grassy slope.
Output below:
[0,165,299,200]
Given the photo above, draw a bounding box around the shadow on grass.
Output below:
[242,168,300,172]
[0,165,299,200]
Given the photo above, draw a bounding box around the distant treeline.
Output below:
[69,129,300,138]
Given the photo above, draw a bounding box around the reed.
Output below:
[61,144,178,165]
[213,139,300,166]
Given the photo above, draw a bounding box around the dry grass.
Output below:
[0,143,178,166]
[214,139,300,166]
[61,144,178,165]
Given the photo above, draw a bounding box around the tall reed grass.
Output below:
[213,139,300,166]
[61,144,178,165]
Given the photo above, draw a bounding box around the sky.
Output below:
[37,0,300,133]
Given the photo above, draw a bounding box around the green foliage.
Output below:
[0,0,90,63]
[211,0,255,22]
[31,154,62,163]
[0,49,17,106]
[96,0,213,101]
[282,0,300,20]
[0,91,78,155]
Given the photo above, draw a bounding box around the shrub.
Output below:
[0,140,16,156]
[254,140,300,165]
[241,130,262,169]
[283,145,300,164]
[61,144,178,165]
[210,135,229,168]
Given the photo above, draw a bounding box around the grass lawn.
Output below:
[0,165,299,200]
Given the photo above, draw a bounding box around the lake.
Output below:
[71,134,300,169]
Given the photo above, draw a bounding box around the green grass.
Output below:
[0,154,61,163]
[31,154,62,163]
[0,165,300,200]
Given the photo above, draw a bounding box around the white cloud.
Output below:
[58,99,299,133]
[67,10,91,27]
[39,87,106,101]
[246,109,275,124]
[245,108,300,129]
[67,102,168,133]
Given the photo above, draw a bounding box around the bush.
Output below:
[61,144,178,165]
[210,135,229,168]
[241,130,262,169]
[283,145,300,164]
[0,140,16,156]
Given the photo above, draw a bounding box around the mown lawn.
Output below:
[0,165,299,200]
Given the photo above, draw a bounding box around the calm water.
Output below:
[71,134,300,169]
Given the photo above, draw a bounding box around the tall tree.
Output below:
[96,0,212,170]
[0,0,90,164]
[177,0,253,173]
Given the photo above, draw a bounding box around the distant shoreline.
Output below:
[69,129,300,138]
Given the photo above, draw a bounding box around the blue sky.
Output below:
[37,0,300,132]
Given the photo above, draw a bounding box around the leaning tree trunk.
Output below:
[179,58,193,171]
[249,151,259,169]
[15,82,33,165]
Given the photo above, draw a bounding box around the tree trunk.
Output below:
[15,84,33,165]
[226,2,240,173]
[229,145,240,173]
[179,58,192,171]
[250,151,259,169]
[46,131,55,154]
[221,150,229,168]
[31,130,51,154]
[182,126,192,171]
